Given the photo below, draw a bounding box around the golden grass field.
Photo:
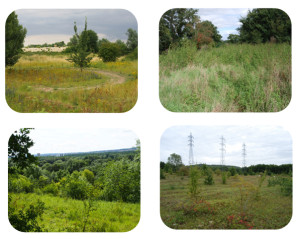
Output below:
[5,54,138,113]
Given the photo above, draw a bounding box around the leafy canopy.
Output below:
[238,8,291,44]
[5,11,27,67]
[8,128,38,171]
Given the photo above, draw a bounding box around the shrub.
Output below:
[8,175,33,193]
[204,170,214,185]
[221,172,227,184]
[42,182,59,196]
[8,195,45,232]
[102,159,140,203]
[160,170,166,179]
[64,171,92,200]
[98,42,119,62]
[189,166,200,199]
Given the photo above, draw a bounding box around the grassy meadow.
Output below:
[160,43,291,112]
[160,172,292,229]
[5,53,138,113]
[9,193,140,232]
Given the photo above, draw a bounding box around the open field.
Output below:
[160,173,292,229]
[160,43,291,112]
[9,193,140,232]
[5,54,138,113]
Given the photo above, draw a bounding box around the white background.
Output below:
[1,0,299,238]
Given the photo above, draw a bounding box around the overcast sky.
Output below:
[197,8,252,40]
[27,128,138,154]
[161,126,292,167]
[15,9,137,46]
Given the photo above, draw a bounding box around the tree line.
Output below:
[5,12,138,69]
[159,8,291,54]
[161,152,292,176]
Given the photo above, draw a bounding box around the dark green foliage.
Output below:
[247,164,292,175]
[81,29,99,53]
[222,172,227,184]
[268,176,292,196]
[189,166,200,199]
[9,195,45,232]
[159,8,199,53]
[115,39,129,56]
[124,47,138,61]
[66,18,92,71]
[227,34,240,43]
[65,171,92,200]
[5,11,27,67]
[160,170,166,179]
[102,159,140,203]
[8,128,37,171]
[98,42,119,62]
[238,8,291,44]
[167,153,183,172]
[126,28,138,52]
[229,167,237,176]
[204,169,214,185]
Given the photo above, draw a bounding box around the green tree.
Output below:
[238,8,291,44]
[115,39,128,56]
[126,28,138,52]
[227,34,240,43]
[67,18,92,71]
[98,42,119,62]
[159,8,199,52]
[81,29,99,53]
[102,159,140,203]
[8,128,37,172]
[5,11,27,67]
[167,153,183,172]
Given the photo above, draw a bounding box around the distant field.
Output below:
[160,173,292,229]
[5,54,138,113]
[160,43,291,112]
[9,193,140,232]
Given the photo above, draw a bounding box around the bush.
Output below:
[160,170,166,179]
[189,166,200,199]
[8,195,45,232]
[98,42,119,62]
[102,159,140,203]
[204,170,214,185]
[124,47,138,61]
[42,182,59,196]
[222,172,227,184]
[8,175,33,193]
[64,171,92,200]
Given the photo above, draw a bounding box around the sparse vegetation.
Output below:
[160,167,292,229]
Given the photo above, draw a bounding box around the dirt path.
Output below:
[35,68,126,92]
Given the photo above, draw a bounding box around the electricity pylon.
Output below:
[220,136,226,168]
[242,143,246,168]
[188,132,194,165]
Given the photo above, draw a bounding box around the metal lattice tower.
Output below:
[242,143,247,168]
[220,136,226,167]
[188,132,194,165]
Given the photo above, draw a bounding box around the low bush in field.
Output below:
[268,176,292,196]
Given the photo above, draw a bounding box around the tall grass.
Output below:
[6,54,138,113]
[9,193,140,232]
[160,43,291,112]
